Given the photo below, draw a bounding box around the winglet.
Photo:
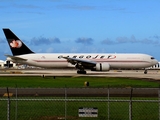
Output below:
[3,28,34,56]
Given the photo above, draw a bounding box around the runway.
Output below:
[0,69,160,81]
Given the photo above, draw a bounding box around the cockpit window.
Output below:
[151,57,155,59]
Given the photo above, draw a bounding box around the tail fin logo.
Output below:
[10,40,22,48]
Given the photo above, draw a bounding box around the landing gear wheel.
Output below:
[144,70,148,74]
[77,70,86,74]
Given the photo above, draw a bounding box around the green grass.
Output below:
[0,76,159,120]
[0,97,158,120]
[0,76,159,88]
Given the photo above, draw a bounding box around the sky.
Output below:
[0,0,160,60]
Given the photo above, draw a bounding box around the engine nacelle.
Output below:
[95,63,110,71]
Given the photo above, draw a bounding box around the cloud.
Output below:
[56,3,125,12]
[111,8,126,11]
[75,37,94,45]
[57,4,96,11]
[101,38,115,45]
[141,38,159,44]
[149,35,160,39]
[116,35,138,43]
[46,47,54,53]
[30,36,61,45]
[11,2,42,9]
[101,35,160,45]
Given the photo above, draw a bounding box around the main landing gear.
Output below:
[76,64,87,74]
[144,69,148,74]
[77,70,86,74]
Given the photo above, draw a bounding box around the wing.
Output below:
[5,54,27,61]
[63,56,96,69]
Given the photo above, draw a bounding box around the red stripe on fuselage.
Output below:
[32,60,150,63]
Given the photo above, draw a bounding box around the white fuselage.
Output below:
[7,53,158,69]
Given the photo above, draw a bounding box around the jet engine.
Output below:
[95,63,110,71]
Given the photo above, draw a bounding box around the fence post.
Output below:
[65,86,67,120]
[108,86,110,120]
[158,86,160,120]
[7,87,10,120]
[129,88,133,120]
[15,85,18,120]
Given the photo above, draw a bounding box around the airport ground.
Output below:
[0,69,160,97]
[0,68,160,80]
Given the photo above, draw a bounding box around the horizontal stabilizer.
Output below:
[5,54,27,61]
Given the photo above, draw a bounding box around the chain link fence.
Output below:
[0,87,159,120]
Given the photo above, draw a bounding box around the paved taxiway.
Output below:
[0,69,160,80]
[0,88,159,97]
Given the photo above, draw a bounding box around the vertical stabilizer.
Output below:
[3,29,34,56]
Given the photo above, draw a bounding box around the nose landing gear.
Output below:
[144,69,148,74]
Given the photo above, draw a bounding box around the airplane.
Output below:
[2,28,158,74]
